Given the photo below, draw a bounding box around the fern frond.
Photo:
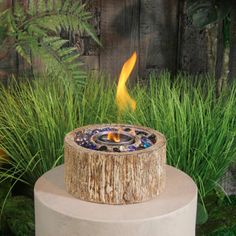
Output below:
[37,0,47,14]
[79,22,100,45]
[43,37,69,50]
[58,47,78,58]
[46,1,54,13]
[25,0,100,45]
[61,0,73,13]
[15,44,31,64]
[30,37,86,86]
[28,23,47,37]
[13,2,26,20]
[0,0,99,87]
[0,9,17,34]
[28,0,37,16]
[54,0,62,13]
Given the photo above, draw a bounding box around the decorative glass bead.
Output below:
[143,142,151,148]
[98,146,107,151]
[136,131,148,136]
[128,145,136,151]
[113,148,121,152]
[92,129,100,135]
[124,128,131,132]
[148,134,156,143]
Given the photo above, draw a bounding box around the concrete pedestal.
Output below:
[34,165,198,236]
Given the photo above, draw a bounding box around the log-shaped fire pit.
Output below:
[64,123,166,204]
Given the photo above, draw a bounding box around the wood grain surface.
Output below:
[64,124,166,204]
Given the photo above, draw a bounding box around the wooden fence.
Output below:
[0,0,216,80]
[78,0,212,78]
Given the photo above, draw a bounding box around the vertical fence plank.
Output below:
[100,0,139,80]
[76,0,101,71]
[1,0,220,79]
[178,4,209,75]
[139,0,179,77]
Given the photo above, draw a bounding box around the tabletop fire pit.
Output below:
[35,52,197,236]
[64,123,166,204]
[64,52,166,204]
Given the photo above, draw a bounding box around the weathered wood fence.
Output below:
[78,0,211,78]
[0,0,215,80]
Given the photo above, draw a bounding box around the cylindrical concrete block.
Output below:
[34,165,197,236]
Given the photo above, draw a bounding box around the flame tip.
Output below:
[116,51,137,113]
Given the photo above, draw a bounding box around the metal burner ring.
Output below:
[92,131,135,146]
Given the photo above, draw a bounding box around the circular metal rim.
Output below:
[93,131,135,146]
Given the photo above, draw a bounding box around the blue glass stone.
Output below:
[88,143,97,150]
[141,137,149,143]
[128,145,136,151]
[102,127,113,131]
[141,137,152,148]
[143,142,151,148]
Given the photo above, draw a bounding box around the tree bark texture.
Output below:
[64,124,166,205]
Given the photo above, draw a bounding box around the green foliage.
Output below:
[77,74,117,125]
[0,76,79,186]
[0,183,10,236]
[197,202,208,225]
[0,185,34,236]
[186,0,231,28]
[123,73,236,200]
[0,182,34,236]
[186,0,231,48]
[197,194,236,235]
[0,72,236,207]
[3,196,34,236]
[0,26,7,45]
[0,0,99,84]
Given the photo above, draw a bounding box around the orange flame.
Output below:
[116,52,137,112]
[107,132,120,143]
[107,52,137,143]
